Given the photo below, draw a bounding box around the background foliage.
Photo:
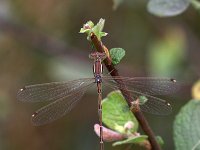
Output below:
[0,0,200,150]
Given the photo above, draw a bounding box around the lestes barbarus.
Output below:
[17,52,178,150]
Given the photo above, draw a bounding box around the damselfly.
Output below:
[17,52,178,150]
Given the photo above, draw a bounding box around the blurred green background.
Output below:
[0,0,199,150]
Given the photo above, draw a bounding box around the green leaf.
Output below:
[79,18,108,41]
[102,91,138,133]
[112,135,148,146]
[156,136,164,146]
[86,21,94,28]
[147,0,190,17]
[112,135,164,147]
[138,96,148,105]
[92,19,107,40]
[109,48,125,65]
[174,100,200,150]
[79,20,94,33]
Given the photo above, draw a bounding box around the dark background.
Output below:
[0,0,199,149]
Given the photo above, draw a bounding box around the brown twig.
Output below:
[90,32,161,150]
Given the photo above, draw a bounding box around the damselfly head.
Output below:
[89,52,107,60]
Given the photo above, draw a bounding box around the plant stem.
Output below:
[90,32,161,150]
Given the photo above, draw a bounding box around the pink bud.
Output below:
[83,24,91,29]
[94,124,125,142]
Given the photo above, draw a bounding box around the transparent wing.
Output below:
[102,76,178,95]
[17,78,94,102]
[31,86,90,126]
[103,80,172,115]
[130,91,172,115]
[139,95,172,115]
